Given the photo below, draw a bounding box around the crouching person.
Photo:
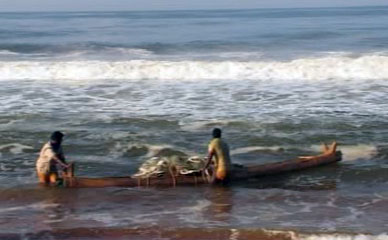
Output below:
[36,131,70,185]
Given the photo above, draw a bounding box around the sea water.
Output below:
[0,7,388,239]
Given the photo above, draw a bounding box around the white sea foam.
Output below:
[179,199,212,213]
[231,146,283,155]
[1,54,388,82]
[76,212,119,226]
[262,229,298,239]
[76,200,212,226]
[0,50,19,56]
[310,144,377,161]
[110,142,195,160]
[110,47,153,57]
[56,47,153,59]
[262,229,388,240]
[177,199,212,224]
[0,163,12,171]
[339,145,378,162]
[230,228,241,240]
[0,202,60,214]
[0,143,34,154]
[298,233,388,240]
[144,144,178,157]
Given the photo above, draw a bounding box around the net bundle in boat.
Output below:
[132,156,206,178]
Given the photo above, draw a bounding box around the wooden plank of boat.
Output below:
[63,142,342,188]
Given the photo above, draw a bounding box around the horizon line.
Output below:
[0,4,388,13]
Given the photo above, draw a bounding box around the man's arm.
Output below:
[53,155,69,169]
[57,147,67,163]
[45,145,69,169]
[204,150,214,170]
[58,153,67,164]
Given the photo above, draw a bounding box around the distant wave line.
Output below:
[1,54,388,82]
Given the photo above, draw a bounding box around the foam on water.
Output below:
[261,229,388,240]
[0,143,33,154]
[298,233,388,240]
[0,50,19,56]
[0,202,60,214]
[1,54,388,83]
[0,119,24,129]
[339,145,378,162]
[310,144,377,162]
[112,143,191,158]
[76,212,120,226]
[0,163,12,171]
[176,199,213,224]
[145,144,181,157]
[231,146,284,155]
[74,199,212,227]
[179,199,212,212]
[110,47,153,57]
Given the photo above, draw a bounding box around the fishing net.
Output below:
[132,155,206,178]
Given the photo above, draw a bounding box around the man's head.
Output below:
[212,128,222,138]
[50,131,64,144]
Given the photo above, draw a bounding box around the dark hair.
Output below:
[212,128,222,138]
[50,131,64,141]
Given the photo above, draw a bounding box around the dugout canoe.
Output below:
[62,142,342,188]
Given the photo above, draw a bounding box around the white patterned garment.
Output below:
[36,142,62,174]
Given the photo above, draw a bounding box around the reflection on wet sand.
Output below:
[38,188,74,226]
[205,186,234,222]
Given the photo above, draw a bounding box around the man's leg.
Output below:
[37,171,49,184]
[49,172,58,185]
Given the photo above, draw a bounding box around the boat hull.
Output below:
[63,143,342,188]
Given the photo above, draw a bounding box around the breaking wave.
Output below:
[1,54,388,82]
[298,233,388,240]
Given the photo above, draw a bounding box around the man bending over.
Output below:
[36,131,70,185]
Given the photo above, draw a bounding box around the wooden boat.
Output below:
[62,142,342,188]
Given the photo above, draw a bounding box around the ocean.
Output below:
[0,6,388,240]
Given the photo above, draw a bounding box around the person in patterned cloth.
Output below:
[36,131,70,185]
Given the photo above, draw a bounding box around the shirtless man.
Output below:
[36,131,70,185]
[203,128,232,185]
